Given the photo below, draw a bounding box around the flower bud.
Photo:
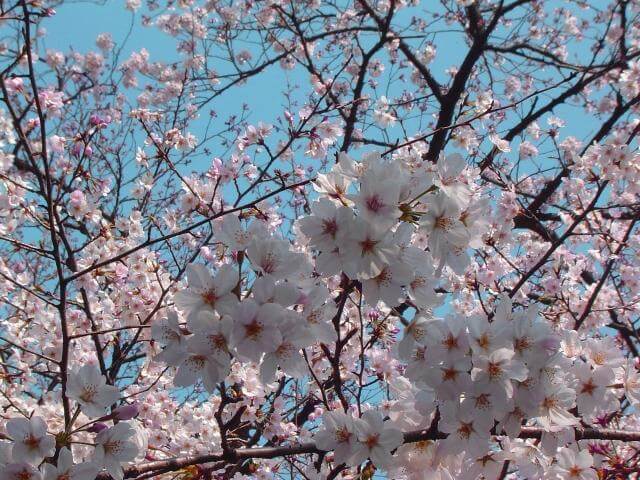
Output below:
[114,403,140,421]
[87,422,108,433]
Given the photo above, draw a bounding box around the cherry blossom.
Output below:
[174,263,238,320]
[41,448,98,480]
[438,399,492,457]
[0,463,42,480]
[350,410,404,469]
[5,417,55,465]
[314,411,362,465]
[230,300,284,362]
[67,365,120,417]
[552,447,598,480]
[93,422,141,480]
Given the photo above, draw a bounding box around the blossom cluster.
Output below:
[134,149,639,477]
[2,0,640,479]
[1,378,145,480]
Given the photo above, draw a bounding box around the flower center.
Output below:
[329,185,346,200]
[487,362,503,379]
[414,440,432,452]
[435,216,452,231]
[162,328,180,343]
[514,336,531,353]
[364,433,380,449]
[475,393,491,409]
[359,237,378,254]
[276,343,294,359]
[413,347,426,361]
[592,352,606,366]
[581,379,597,396]
[335,426,351,443]
[322,218,338,237]
[209,334,228,351]
[244,320,263,340]
[442,367,458,381]
[457,422,474,439]
[105,440,122,455]
[235,231,249,244]
[443,333,458,350]
[568,466,583,477]
[80,385,98,403]
[365,195,384,213]
[24,435,40,449]
[261,253,278,274]
[307,310,320,325]
[542,396,557,410]
[411,325,425,341]
[189,356,206,370]
[374,268,391,286]
[16,470,35,480]
[201,290,218,306]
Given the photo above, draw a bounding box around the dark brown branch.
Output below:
[109,425,640,479]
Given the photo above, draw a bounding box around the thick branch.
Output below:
[112,425,640,479]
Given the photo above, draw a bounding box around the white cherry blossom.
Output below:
[41,448,99,480]
[93,422,141,480]
[471,347,528,398]
[174,263,238,320]
[339,218,399,279]
[231,300,283,361]
[1,463,42,480]
[419,193,468,262]
[351,410,403,469]
[552,447,598,480]
[6,417,55,465]
[67,365,120,417]
[439,399,491,457]
[314,411,362,465]
[151,311,187,364]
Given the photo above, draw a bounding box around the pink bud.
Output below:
[114,403,139,420]
[90,114,111,128]
[87,422,108,433]
[71,143,84,157]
